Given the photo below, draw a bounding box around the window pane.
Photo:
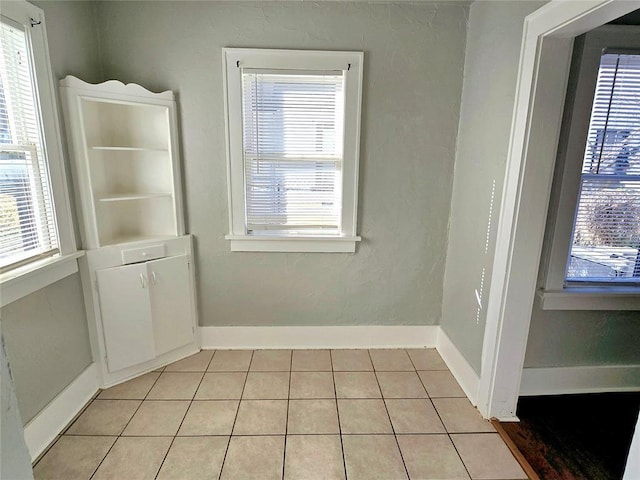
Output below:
[242,71,344,234]
[0,19,58,270]
[567,52,640,282]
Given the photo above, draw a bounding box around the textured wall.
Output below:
[440,1,546,374]
[96,1,468,327]
[0,0,100,424]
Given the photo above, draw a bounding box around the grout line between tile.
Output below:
[153,351,215,479]
[217,350,254,480]
[281,350,293,480]
[89,371,164,479]
[330,350,348,480]
[368,349,411,480]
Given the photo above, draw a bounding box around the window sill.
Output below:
[225,235,361,253]
[537,287,640,310]
[0,251,85,307]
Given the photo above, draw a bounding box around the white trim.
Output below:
[226,235,361,253]
[436,329,480,407]
[478,0,638,421]
[23,363,99,462]
[520,365,640,396]
[538,288,640,310]
[0,251,84,307]
[200,325,438,350]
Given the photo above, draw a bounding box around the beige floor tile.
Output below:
[385,399,446,434]
[406,348,448,370]
[92,436,172,480]
[334,372,381,398]
[243,372,290,399]
[418,370,466,398]
[433,398,496,433]
[165,350,214,372]
[287,399,340,434]
[397,435,470,479]
[146,372,204,400]
[178,400,239,435]
[369,349,415,371]
[331,350,373,371]
[376,371,428,398]
[292,350,332,371]
[290,372,335,399]
[97,372,160,400]
[33,435,116,480]
[337,399,393,434]
[195,372,246,399]
[66,399,140,435]
[157,436,229,480]
[451,433,527,479]
[122,400,189,436]
[220,435,285,480]
[342,435,408,480]
[284,435,345,480]
[208,350,253,371]
[233,400,288,434]
[250,349,292,371]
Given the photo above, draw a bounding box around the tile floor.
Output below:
[33,349,528,479]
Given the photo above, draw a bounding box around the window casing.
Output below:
[0,1,78,306]
[540,26,640,310]
[223,49,363,252]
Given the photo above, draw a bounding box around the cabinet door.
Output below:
[147,255,194,356]
[96,263,155,372]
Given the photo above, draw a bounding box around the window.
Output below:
[223,49,363,252]
[566,51,640,284]
[0,1,77,305]
[540,26,640,310]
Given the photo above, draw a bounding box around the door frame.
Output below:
[477,0,639,420]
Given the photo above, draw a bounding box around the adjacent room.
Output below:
[1,1,638,479]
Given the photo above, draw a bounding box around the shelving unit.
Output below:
[60,77,184,249]
[59,77,198,386]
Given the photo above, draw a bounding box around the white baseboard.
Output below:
[436,329,480,406]
[24,363,99,461]
[200,325,438,350]
[520,364,640,396]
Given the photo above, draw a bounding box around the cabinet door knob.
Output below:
[139,273,146,288]
[152,271,158,285]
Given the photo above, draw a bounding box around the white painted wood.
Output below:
[200,325,438,350]
[479,0,640,421]
[0,252,83,307]
[538,289,640,310]
[520,365,640,396]
[149,255,194,356]
[95,263,155,372]
[436,329,480,406]
[623,414,640,480]
[59,75,184,249]
[226,235,361,253]
[222,49,363,251]
[23,363,99,461]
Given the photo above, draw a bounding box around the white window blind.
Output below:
[241,70,345,235]
[0,18,59,272]
[567,52,640,282]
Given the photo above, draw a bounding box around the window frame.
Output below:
[222,48,363,253]
[0,1,79,306]
[539,26,640,310]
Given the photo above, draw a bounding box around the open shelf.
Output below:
[90,146,169,152]
[98,193,173,202]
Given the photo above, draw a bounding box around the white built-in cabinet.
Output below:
[60,77,198,386]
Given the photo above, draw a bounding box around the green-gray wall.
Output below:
[95,1,469,327]
[441,1,546,374]
[0,0,100,425]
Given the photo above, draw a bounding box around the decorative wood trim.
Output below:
[23,363,99,461]
[436,329,480,406]
[60,75,173,99]
[520,365,640,396]
[199,325,438,350]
